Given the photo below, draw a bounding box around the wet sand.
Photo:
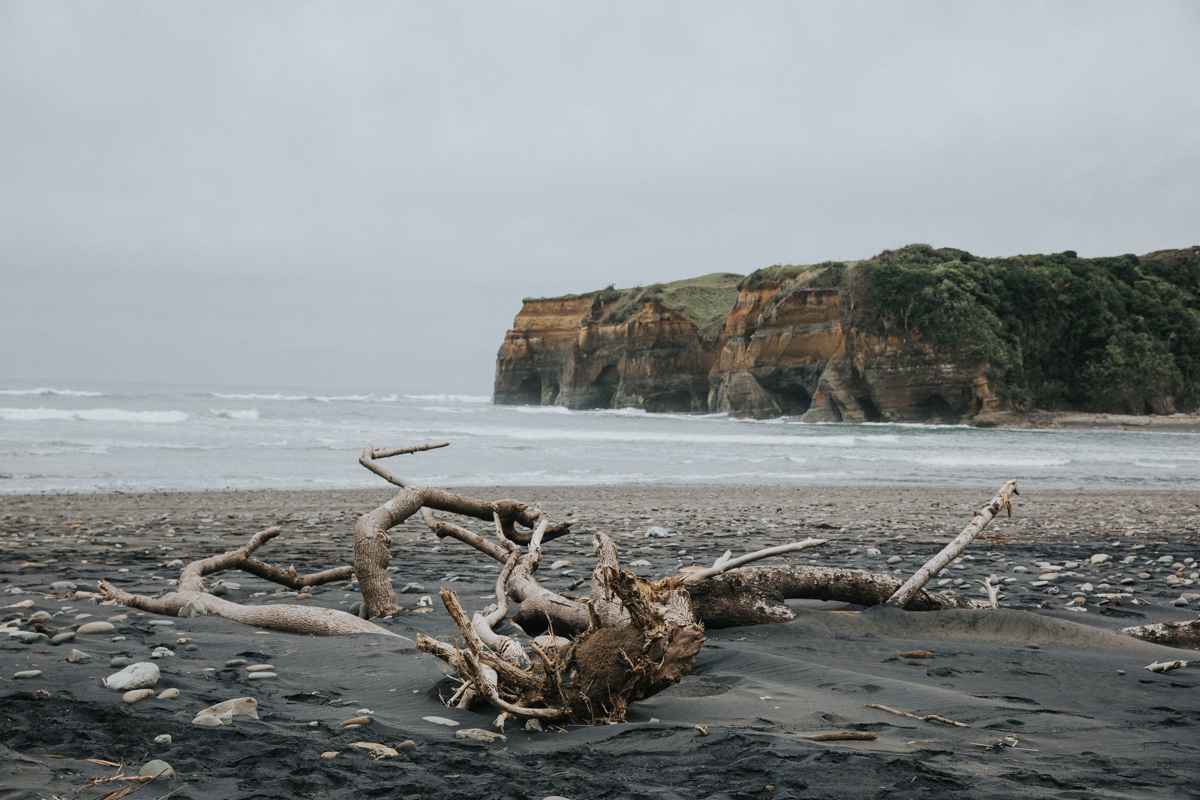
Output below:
[2,485,1199,799]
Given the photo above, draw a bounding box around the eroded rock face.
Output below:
[494,276,1017,425]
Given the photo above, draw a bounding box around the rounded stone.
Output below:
[110,657,131,668]
[67,649,91,663]
[155,734,172,744]
[158,688,180,700]
[14,670,42,679]
[105,662,161,691]
[77,621,116,635]
[51,631,75,645]
[139,759,175,779]
[123,688,156,704]
[396,740,417,752]
[246,671,277,680]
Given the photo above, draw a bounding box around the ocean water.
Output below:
[1,381,1198,494]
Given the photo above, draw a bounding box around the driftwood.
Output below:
[96,443,1044,726]
[1144,659,1189,672]
[887,480,1018,608]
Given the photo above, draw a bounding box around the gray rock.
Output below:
[224,659,247,666]
[184,643,199,651]
[51,580,78,591]
[177,599,208,618]
[396,739,417,752]
[30,610,52,620]
[147,619,174,626]
[644,526,671,538]
[110,657,131,668]
[7,631,46,644]
[456,728,506,742]
[525,718,544,732]
[67,649,90,662]
[14,670,42,679]
[105,662,161,691]
[139,759,175,779]
[154,734,172,744]
[51,631,75,645]
[210,584,230,597]
[886,555,903,564]
[246,671,277,680]
[158,688,180,699]
[77,621,116,635]
[150,647,175,659]
[422,716,459,726]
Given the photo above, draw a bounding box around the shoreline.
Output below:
[3,484,1199,798]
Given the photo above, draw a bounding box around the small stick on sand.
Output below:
[888,480,1018,609]
[681,539,829,584]
[809,731,877,741]
[865,704,969,727]
[974,577,1000,609]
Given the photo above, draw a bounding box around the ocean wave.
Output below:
[405,394,491,404]
[209,392,400,403]
[208,408,260,421]
[469,427,902,447]
[904,454,1071,468]
[507,405,574,415]
[0,407,189,423]
[0,387,105,397]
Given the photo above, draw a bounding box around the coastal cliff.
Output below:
[494,245,1200,424]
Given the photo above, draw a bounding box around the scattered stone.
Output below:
[210,585,229,597]
[13,670,42,679]
[7,631,46,644]
[247,671,277,680]
[456,728,506,742]
[1170,597,1190,607]
[110,657,131,668]
[194,697,258,725]
[139,759,175,779]
[246,664,274,672]
[400,583,425,594]
[225,659,247,667]
[150,647,174,659]
[886,556,903,564]
[177,599,208,618]
[422,716,458,726]
[525,719,544,732]
[147,619,175,626]
[192,714,223,727]
[158,688,180,700]
[550,560,573,570]
[396,739,418,751]
[105,662,161,691]
[645,526,671,537]
[67,649,90,663]
[123,688,156,704]
[629,559,652,567]
[184,643,199,651]
[351,742,398,758]
[321,751,339,759]
[77,621,115,635]
[155,734,172,744]
[50,631,75,645]
[51,580,78,591]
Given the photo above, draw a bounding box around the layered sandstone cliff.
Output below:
[495,245,1200,424]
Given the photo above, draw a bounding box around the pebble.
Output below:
[110,657,131,668]
[147,619,175,626]
[155,734,172,744]
[51,631,75,645]
[67,649,90,662]
[456,728,506,742]
[7,631,46,644]
[225,659,247,667]
[14,670,42,679]
[396,740,417,752]
[400,583,425,593]
[550,560,573,570]
[150,647,175,659]
[422,716,459,726]
[105,662,161,691]
[77,621,116,635]
[158,688,180,700]
[525,719,544,732]
[123,688,156,704]
[246,664,274,672]
[645,526,671,537]
[194,697,258,725]
[184,643,199,651]
[139,759,175,779]
[51,580,78,591]
[192,714,224,727]
[247,671,277,680]
[629,559,652,567]
[886,556,903,564]
[321,751,339,759]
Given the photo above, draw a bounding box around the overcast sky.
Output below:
[2,1,1197,393]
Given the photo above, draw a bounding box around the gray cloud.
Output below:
[2,1,1198,391]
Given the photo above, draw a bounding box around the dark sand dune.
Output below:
[2,486,1199,799]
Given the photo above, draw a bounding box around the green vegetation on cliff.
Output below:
[819,244,1200,414]
[591,272,744,336]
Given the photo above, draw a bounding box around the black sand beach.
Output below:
[3,485,1199,799]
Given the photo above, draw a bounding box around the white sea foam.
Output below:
[0,407,189,423]
[405,394,491,404]
[0,387,105,397]
[208,409,260,421]
[209,392,400,403]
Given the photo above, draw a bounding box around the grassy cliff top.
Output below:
[526,272,744,333]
